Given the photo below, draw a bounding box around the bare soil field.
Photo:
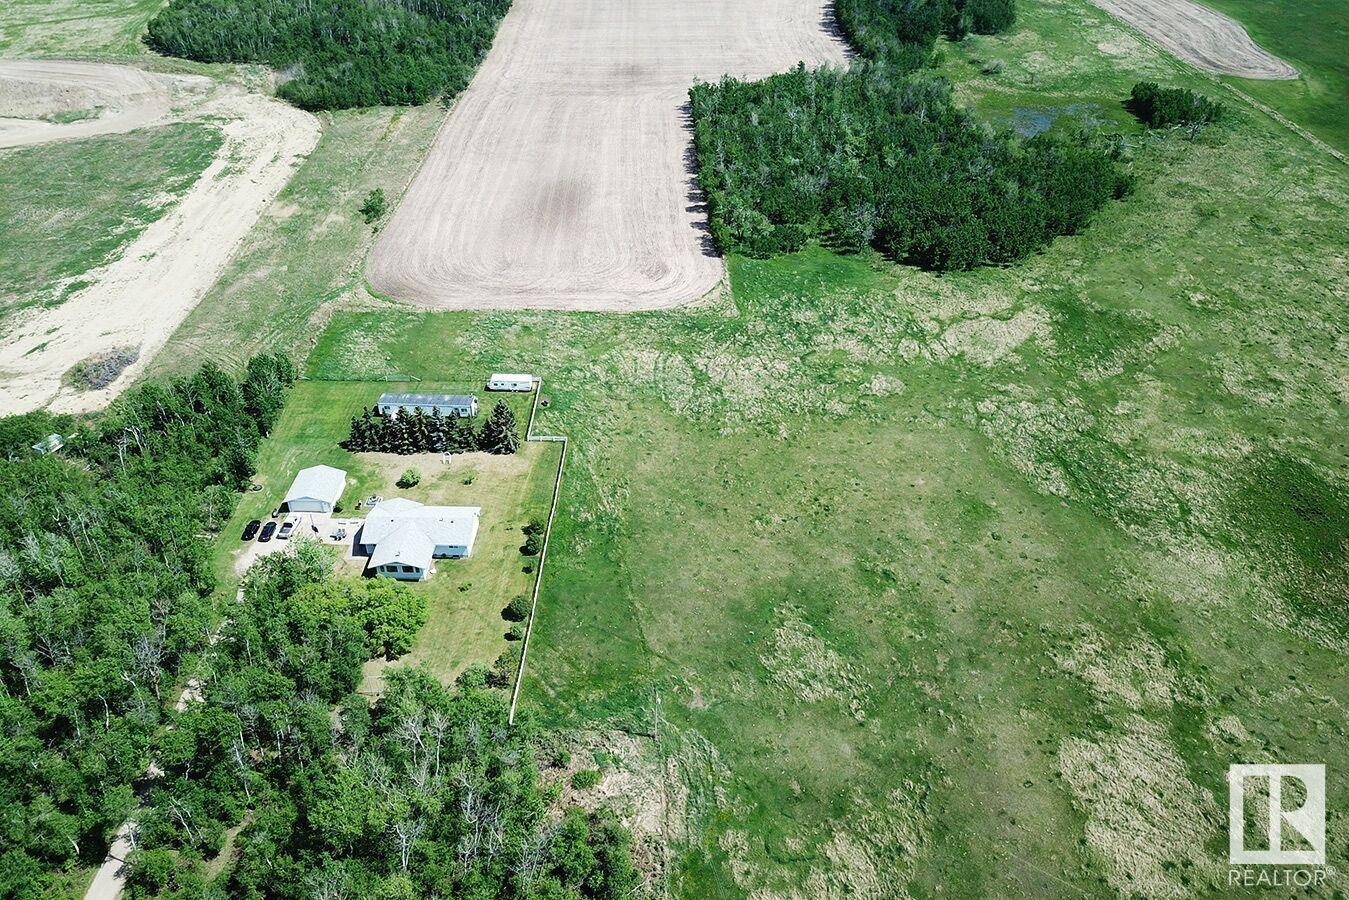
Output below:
[368,0,848,311]
[1090,0,1298,79]
[0,61,319,415]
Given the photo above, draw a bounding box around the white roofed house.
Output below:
[358,498,481,581]
[283,465,346,513]
[378,392,477,418]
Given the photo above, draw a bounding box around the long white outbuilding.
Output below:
[487,373,535,392]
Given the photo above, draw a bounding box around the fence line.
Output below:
[509,379,567,725]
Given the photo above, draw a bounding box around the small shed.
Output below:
[378,392,477,418]
[283,465,346,513]
[487,373,535,392]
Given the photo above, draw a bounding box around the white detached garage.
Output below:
[283,465,346,513]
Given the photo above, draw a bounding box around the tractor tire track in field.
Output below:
[1089,0,1297,80]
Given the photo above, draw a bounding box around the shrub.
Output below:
[478,400,520,454]
[503,594,531,622]
[571,769,602,791]
[1128,82,1224,129]
[506,623,525,641]
[397,468,421,488]
[487,644,521,687]
[361,187,388,223]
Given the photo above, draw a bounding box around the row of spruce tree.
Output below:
[343,401,521,455]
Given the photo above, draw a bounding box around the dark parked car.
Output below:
[259,521,277,542]
[241,519,261,541]
[278,520,296,540]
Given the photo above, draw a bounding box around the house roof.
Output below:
[362,499,481,550]
[284,465,346,506]
[489,373,533,382]
[379,392,477,407]
[368,523,436,570]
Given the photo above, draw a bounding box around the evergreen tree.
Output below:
[478,401,520,454]
[427,408,447,452]
[406,409,431,454]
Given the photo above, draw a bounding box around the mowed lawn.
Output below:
[214,380,557,687]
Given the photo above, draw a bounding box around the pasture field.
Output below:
[0,0,165,58]
[212,380,556,687]
[308,0,1348,891]
[0,121,220,326]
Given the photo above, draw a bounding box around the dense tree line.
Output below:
[691,66,1131,269]
[345,402,520,455]
[836,0,1016,71]
[1128,81,1225,129]
[0,354,295,897]
[126,546,638,899]
[145,0,512,110]
[690,0,1131,270]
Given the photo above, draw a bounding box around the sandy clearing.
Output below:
[368,0,848,312]
[0,62,319,415]
[1089,0,1297,79]
[0,59,213,148]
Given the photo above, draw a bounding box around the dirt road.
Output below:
[1090,0,1297,79]
[368,0,848,311]
[0,62,319,415]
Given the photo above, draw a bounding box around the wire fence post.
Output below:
[509,378,566,725]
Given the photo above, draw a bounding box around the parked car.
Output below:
[278,519,296,540]
[259,521,277,542]
[241,519,261,541]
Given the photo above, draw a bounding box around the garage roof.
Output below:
[283,465,347,507]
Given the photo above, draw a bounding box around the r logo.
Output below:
[1228,764,1326,865]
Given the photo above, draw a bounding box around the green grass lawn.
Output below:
[303,0,1348,889]
[0,122,222,329]
[360,439,561,692]
[213,380,555,688]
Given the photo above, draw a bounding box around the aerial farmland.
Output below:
[0,0,1344,897]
